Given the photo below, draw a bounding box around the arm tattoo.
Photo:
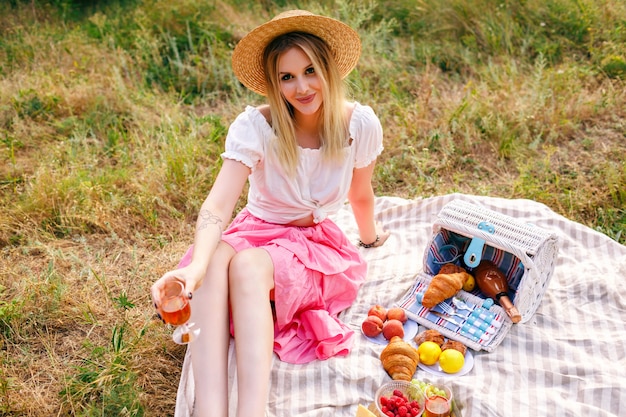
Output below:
[197,209,223,232]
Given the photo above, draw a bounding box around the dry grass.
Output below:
[1,236,189,415]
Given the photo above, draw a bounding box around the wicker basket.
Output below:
[398,199,560,352]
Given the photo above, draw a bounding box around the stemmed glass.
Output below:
[156,279,199,344]
[423,384,453,417]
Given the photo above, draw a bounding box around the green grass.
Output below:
[0,0,624,415]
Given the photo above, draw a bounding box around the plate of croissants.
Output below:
[414,329,475,377]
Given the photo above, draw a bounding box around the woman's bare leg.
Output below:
[190,242,236,417]
[228,248,275,417]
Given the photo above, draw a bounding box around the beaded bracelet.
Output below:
[358,235,380,248]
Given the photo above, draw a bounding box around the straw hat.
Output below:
[231,10,361,96]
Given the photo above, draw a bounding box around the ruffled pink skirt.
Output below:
[178,208,366,364]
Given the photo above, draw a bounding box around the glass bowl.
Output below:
[375,380,425,417]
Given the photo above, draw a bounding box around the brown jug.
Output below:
[474,260,522,323]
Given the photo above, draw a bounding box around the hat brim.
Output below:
[232,11,361,96]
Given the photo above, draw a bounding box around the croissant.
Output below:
[380,336,420,381]
[422,263,472,308]
[441,340,467,356]
[414,329,445,347]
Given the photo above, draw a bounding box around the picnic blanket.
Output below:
[175,193,626,416]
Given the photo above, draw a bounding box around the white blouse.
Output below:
[221,102,384,224]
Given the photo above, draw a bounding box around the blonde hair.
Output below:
[263,32,349,175]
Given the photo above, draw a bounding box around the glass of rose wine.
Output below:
[157,279,199,344]
[424,384,452,417]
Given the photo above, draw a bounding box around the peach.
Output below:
[368,304,387,322]
[382,319,405,340]
[361,315,384,338]
[387,307,407,324]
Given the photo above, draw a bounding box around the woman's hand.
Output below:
[374,220,391,247]
[358,221,391,248]
[150,262,206,310]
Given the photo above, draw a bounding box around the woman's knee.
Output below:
[228,248,274,294]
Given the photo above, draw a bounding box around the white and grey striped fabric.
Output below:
[175,193,626,417]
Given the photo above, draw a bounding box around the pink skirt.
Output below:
[178,208,367,364]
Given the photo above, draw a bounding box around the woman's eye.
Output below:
[281,74,292,81]
[305,67,315,75]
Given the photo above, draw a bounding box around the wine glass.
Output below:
[423,384,452,417]
[157,279,199,344]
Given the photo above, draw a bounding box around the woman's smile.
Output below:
[296,93,316,104]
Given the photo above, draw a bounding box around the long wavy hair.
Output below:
[263,32,349,175]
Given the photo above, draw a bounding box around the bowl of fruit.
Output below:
[375,380,425,417]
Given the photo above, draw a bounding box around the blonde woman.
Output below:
[151,10,390,417]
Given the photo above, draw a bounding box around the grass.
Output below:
[0,0,624,415]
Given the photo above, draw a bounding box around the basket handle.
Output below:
[463,221,495,267]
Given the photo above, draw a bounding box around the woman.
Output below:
[151,9,390,417]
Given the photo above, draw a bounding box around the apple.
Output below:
[368,304,387,321]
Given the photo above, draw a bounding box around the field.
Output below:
[0,0,624,415]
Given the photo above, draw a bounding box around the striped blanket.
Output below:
[175,193,626,416]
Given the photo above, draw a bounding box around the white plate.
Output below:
[417,349,474,377]
[362,319,418,345]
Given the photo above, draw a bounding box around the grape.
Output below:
[410,380,449,399]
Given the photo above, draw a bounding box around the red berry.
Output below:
[410,407,420,416]
[398,405,408,417]
[385,412,394,417]
[388,397,398,409]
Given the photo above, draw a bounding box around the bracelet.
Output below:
[358,235,380,248]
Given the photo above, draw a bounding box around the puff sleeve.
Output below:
[221,106,270,170]
[350,104,384,169]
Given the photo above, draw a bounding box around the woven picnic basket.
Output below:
[399,199,560,352]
